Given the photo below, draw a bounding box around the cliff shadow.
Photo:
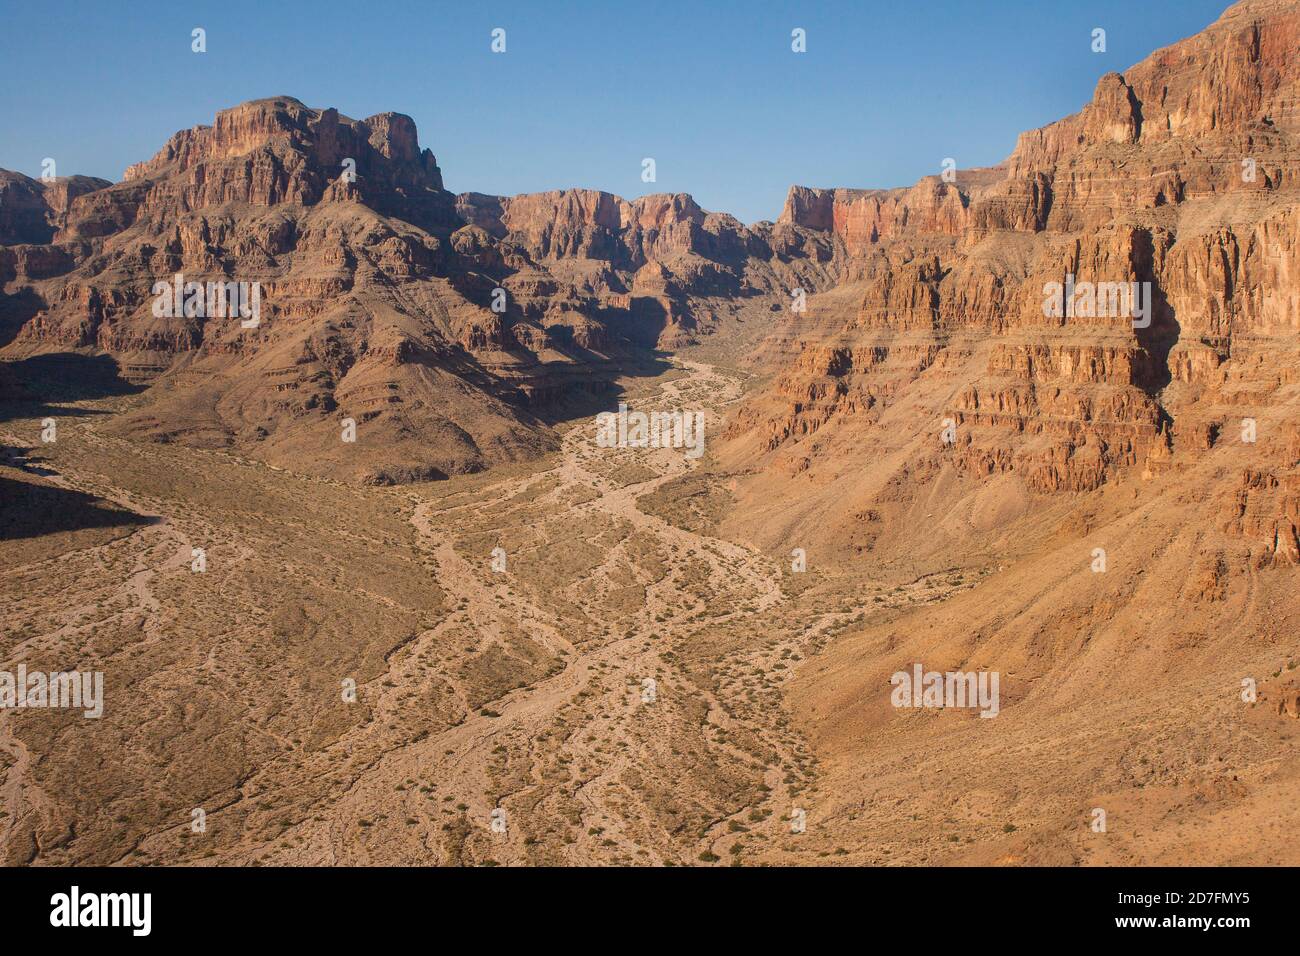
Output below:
[528,347,677,428]
[0,470,153,542]
[584,296,676,349]
[0,288,48,349]
[0,352,142,423]
[1133,231,1181,398]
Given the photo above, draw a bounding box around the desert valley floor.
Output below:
[2,344,1296,866]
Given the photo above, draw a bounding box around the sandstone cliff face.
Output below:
[1,99,521,482]
[0,171,111,246]
[113,97,454,228]
[731,7,1300,841]
[2,96,829,482]
[450,186,836,348]
[723,0,1300,585]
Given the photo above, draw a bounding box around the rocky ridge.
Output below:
[0,97,833,483]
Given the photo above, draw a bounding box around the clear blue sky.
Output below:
[0,0,1231,223]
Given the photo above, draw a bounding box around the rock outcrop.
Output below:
[0,171,111,246]
[0,98,832,482]
[722,0,1300,585]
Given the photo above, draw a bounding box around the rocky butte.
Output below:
[1,97,834,483]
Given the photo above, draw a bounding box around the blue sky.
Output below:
[0,0,1230,223]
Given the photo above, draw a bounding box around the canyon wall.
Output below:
[723,0,1298,576]
[0,98,834,482]
[707,2,1300,814]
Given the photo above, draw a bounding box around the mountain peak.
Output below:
[122,96,440,194]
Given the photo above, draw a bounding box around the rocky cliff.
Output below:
[0,98,833,482]
[717,3,1300,857]
[0,171,111,245]
[723,0,1299,581]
